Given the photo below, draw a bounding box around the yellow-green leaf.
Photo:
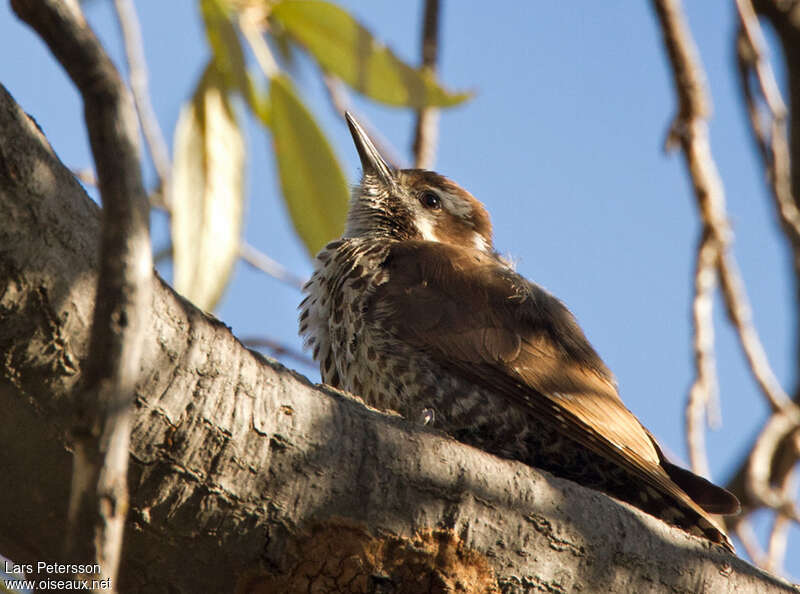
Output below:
[248,71,271,126]
[201,0,263,116]
[270,0,470,108]
[170,65,245,311]
[270,74,349,256]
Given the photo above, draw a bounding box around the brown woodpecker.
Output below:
[299,113,740,550]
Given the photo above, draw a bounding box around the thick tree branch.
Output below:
[10,0,152,587]
[0,84,796,593]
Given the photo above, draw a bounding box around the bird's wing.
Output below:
[368,240,738,518]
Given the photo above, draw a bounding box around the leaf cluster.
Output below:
[171,0,469,310]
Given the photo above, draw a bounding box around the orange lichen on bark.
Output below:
[237,520,499,594]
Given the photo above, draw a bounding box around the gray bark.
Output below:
[0,84,796,593]
[11,0,154,584]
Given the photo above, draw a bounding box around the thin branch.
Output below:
[113,0,171,202]
[766,512,791,574]
[11,0,152,588]
[718,252,793,411]
[239,242,308,290]
[733,1,800,409]
[766,459,797,573]
[153,243,172,264]
[147,240,306,292]
[652,0,730,480]
[240,7,279,79]
[734,516,768,567]
[746,405,800,521]
[654,0,794,499]
[735,0,796,242]
[321,73,405,170]
[240,336,315,368]
[412,0,441,169]
[686,230,718,476]
[72,167,98,187]
[736,0,787,118]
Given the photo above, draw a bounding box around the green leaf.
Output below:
[201,0,263,117]
[201,0,247,88]
[270,74,349,256]
[248,71,271,126]
[170,64,245,311]
[270,0,470,108]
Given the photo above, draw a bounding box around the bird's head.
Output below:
[344,113,493,254]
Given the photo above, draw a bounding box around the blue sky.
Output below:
[2,0,797,575]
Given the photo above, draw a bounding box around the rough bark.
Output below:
[0,85,796,593]
[11,0,154,585]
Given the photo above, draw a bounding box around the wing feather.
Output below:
[369,241,739,524]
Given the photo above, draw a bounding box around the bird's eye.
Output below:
[420,191,441,210]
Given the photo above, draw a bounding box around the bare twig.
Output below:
[766,512,792,574]
[239,242,308,290]
[746,405,800,521]
[734,515,767,566]
[652,0,730,480]
[686,230,718,476]
[734,0,800,411]
[322,73,405,169]
[240,6,279,79]
[72,167,98,187]
[11,0,152,588]
[240,336,315,368]
[412,0,441,169]
[718,252,792,411]
[153,243,172,264]
[735,0,800,255]
[113,0,171,201]
[736,0,787,117]
[708,4,800,550]
[653,0,794,498]
[731,7,800,559]
[147,240,306,291]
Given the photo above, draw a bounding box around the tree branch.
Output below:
[0,83,796,593]
[654,0,800,561]
[321,73,405,169]
[676,0,800,540]
[10,0,152,588]
[652,0,733,480]
[239,242,307,290]
[412,0,441,169]
[735,0,797,259]
[239,335,315,369]
[686,229,719,477]
[113,0,171,200]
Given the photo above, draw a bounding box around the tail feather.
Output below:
[661,461,740,515]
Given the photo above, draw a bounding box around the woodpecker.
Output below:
[299,113,739,550]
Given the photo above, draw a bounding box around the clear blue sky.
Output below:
[2,0,797,575]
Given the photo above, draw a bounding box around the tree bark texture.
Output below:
[0,85,796,593]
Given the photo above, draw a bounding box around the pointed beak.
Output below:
[345,112,395,186]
